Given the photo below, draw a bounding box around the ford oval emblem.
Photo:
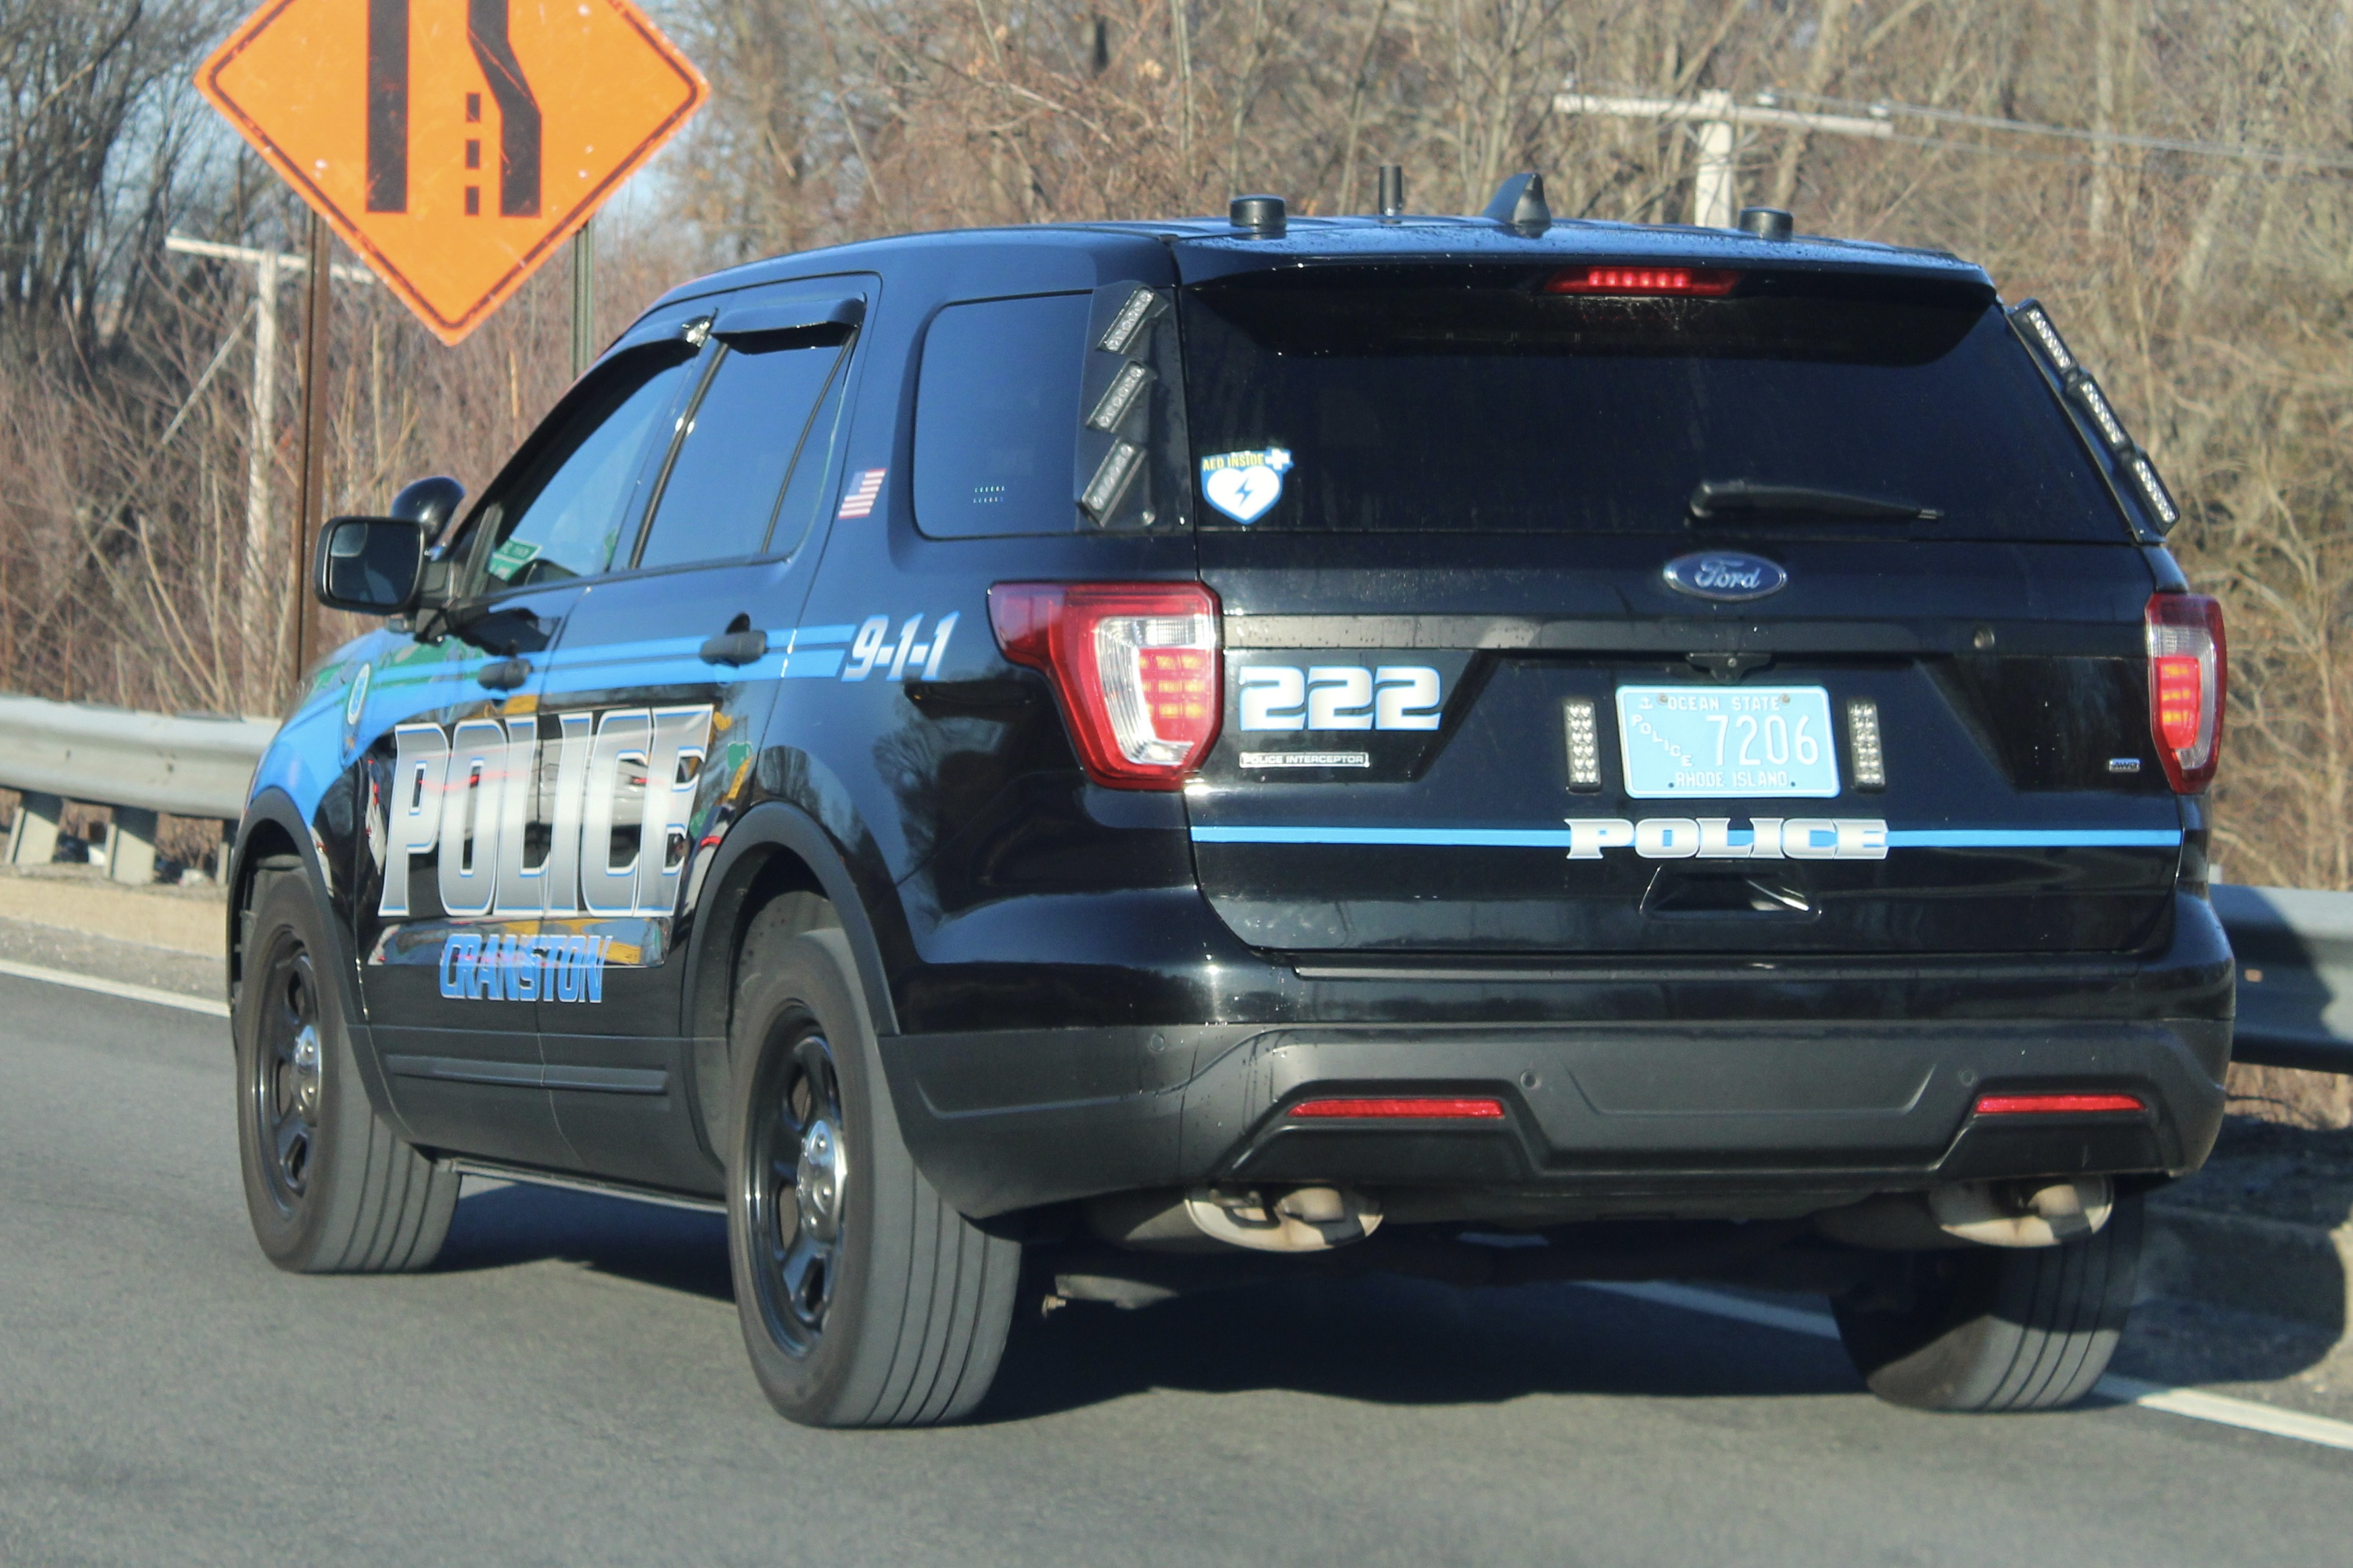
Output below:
[1662,550,1788,602]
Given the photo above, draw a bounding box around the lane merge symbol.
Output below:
[200,0,706,344]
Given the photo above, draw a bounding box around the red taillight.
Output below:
[2145,592,2226,792]
[1543,265,1738,298]
[988,581,1221,789]
[1288,1097,1506,1120]
[1972,1091,2147,1116]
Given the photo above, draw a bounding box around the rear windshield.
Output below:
[1179,266,2128,541]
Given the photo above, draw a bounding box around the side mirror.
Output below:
[314,515,429,615]
[389,474,467,532]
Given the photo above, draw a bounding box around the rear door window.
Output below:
[913,294,1090,538]
[633,325,854,571]
[1180,266,2129,542]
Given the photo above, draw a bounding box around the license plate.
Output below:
[1614,686,1842,799]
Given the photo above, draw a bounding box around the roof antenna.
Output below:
[1482,172,1551,235]
[1229,194,1286,236]
[1377,164,1405,217]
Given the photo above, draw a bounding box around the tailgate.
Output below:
[1187,533,2179,955]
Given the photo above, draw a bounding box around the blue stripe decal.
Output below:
[783,648,845,678]
[1883,828,2181,849]
[1188,825,2181,850]
[1192,826,1579,848]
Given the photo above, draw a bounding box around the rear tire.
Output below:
[233,868,457,1273]
[1833,1191,2143,1411]
[726,924,1020,1427]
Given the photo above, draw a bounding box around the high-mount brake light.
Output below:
[1973,1091,2147,1116]
[1289,1097,1506,1120]
[2145,592,2226,793]
[988,582,1221,789]
[1543,265,1738,298]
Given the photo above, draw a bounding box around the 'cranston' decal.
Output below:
[437,932,616,1003]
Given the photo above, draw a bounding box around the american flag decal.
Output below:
[837,467,887,519]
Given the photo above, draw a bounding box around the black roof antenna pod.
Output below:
[1482,172,1552,234]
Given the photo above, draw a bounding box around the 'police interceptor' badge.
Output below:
[1201,448,1292,523]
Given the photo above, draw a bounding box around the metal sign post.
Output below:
[571,217,597,378]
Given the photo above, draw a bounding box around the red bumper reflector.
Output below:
[1289,1096,1506,1120]
[1972,1091,2147,1116]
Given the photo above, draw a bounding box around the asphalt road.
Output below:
[5,971,2350,1567]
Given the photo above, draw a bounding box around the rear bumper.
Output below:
[882,1014,2229,1218]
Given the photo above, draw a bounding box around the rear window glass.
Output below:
[914,294,1089,537]
[1179,266,2128,542]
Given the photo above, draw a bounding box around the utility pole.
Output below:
[1555,87,1894,227]
[164,233,372,676]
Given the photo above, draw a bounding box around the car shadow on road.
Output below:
[976,1271,1865,1423]
[429,1182,1861,1414]
[434,1180,733,1303]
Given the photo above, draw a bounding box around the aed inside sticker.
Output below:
[1201,448,1292,523]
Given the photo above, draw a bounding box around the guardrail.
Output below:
[0,693,275,885]
[2212,885,2353,1076]
[0,696,2348,1069]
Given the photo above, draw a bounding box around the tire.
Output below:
[725,923,1020,1427]
[1832,1191,2143,1412]
[233,866,458,1272]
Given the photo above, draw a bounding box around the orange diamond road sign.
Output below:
[198,0,707,345]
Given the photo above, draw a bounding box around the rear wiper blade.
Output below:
[1689,479,1942,523]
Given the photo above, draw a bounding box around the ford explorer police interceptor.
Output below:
[227,182,2230,1427]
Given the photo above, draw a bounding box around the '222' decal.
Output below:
[1237,665,1445,732]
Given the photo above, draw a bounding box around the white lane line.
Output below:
[1585,1279,1840,1340]
[1581,1279,2353,1454]
[2096,1376,2353,1454]
[0,957,229,1018]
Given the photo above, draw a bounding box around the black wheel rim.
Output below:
[743,1022,847,1358]
[248,936,324,1218]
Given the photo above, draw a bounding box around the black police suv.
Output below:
[231,181,2231,1427]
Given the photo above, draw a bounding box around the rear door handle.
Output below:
[699,627,769,666]
[477,657,530,691]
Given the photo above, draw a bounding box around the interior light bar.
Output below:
[2010,300,2076,374]
[1845,699,1885,790]
[1564,698,1602,790]
[2067,375,2133,453]
[2126,451,2181,531]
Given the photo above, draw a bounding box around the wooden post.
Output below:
[286,211,335,705]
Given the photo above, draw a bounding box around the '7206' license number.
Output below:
[1614,686,1841,799]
